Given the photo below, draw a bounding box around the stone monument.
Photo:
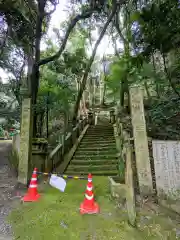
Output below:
[18,87,32,185]
[129,86,153,195]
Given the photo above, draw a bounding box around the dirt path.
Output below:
[0,140,17,240]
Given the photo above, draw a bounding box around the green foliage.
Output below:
[105,54,155,96]
[0,126,4,137]
[134,0,180,55]
[35,25,89,136]
[0,0,37,53]
[2,0,180,142]
[37,64,77,123]
[146,94,180,139]
[105,57,127,95]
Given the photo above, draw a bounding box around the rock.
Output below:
[60,221,68,229]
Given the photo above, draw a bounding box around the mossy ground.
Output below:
[9,177,179,239]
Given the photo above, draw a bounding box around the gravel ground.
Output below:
[0,141,18,240]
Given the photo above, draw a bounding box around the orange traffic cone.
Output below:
[80,173,100,214]
[22,168,40,202]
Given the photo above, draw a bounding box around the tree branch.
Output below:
[72,2,119,121]
[114,12,128,45]
[38,9,95,66]
[0,24,12,59]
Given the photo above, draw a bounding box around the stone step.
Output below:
[81,140,115,144]
[89,126,113,129]
[83,136,114,140]
[71,159,118,165]
[75,152,117,156]
[76,146,117,151]
[87,130,114,135]
[87,128,113,132]
[84,137,114,141]
[88,128,113,131]
[73,153,117,159]
[64,170,118,176]
[67,164,118,171]
[84,133,114,136]
[81,138,115,142]
[86,131,114,135]
[79,143,116,149]
[64,124,118,176]
[75,148,117,154]
[79,143,116,148]
[82,136,115,141]
[87,131,113,134]
[87,133,114,136]
[76,145,116,150]
[87,126,112,129]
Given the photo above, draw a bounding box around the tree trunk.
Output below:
[46,91,49,139]
[102,82,106,105]
[144,81,151,99]
[32,0,47,137]
[38,10,95,66]
[72,4,118,123]
[152,53,160,98]
[120,82,124,107]
[101,64,106,105]
[39,112,44,137]
[114,8,130,109]
[89,77,93,107]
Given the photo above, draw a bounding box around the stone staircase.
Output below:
[65,123,119,176]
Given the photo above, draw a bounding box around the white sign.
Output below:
[152,140,180,199]
[49,175,66,192]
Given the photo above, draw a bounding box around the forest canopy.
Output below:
[0,0,180,140]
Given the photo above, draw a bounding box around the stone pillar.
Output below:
[95,112,98,125]
[110,109,115,124]
[129,86,153,195]
[88,111,94,125]
[18,87,32,186]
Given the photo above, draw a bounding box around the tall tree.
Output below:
[72,1,124,122]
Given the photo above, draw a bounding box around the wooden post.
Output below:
[18,87,32,185]
[129,86,153,195]
[124,131,136,227]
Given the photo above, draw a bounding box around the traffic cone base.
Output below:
[80,201,100,215]
[22,193,40,202]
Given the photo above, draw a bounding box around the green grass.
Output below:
[9,177,179,240]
